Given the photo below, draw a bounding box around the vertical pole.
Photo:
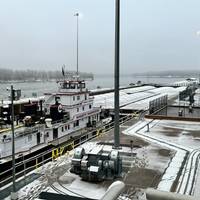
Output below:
[199,74,200,85]
[11,85,17,199]
[114,0,120,149]
[76,13,79,79]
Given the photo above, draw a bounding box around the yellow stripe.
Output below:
[0,124,24,134]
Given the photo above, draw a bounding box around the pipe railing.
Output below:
[0,113,137,186]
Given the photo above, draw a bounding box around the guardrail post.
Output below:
[52,149,54,161]
[36,158,38,169]
[42,154,44,170]
[147,124,149,132]
[23,156,26,179]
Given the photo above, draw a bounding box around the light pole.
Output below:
[114,0,121,149]
[74,13,79,79]
[10,85,18,200]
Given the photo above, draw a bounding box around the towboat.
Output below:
[0,76,101,165]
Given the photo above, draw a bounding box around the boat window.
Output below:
[62,126,64,132]
[68,124,70,129]
[65,125,68,130]
[28,134,32,142]
[46,132,49,137]
[73,96,75,101]
[77,95,80,100]
[82,106,84,111]
[89,104,92,109]
[76,120,79,126]
[77,107,79,112]
[81,83,85,88]
[85,94,87,100]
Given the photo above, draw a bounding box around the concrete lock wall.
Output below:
[146,188,197,200]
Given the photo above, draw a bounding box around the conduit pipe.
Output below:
[146,188,197,200]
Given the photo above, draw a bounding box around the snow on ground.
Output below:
[158,150,186,191]
[123,118,200,195]
[123,119,190,192]
[148,120,200,150]
[46,173,107,199]
[193,166,200,197]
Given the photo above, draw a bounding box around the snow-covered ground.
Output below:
[123,119,200,196]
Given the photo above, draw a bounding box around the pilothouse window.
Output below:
[70,83,75,89]
[63,82,70,89]
[28,135,32,142]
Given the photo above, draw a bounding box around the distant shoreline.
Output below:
[0,77,94,84]
[94,74,197,78]
[0,75,195,84]
[0,79,57,84]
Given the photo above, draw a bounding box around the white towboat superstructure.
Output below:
[0,77,101,161]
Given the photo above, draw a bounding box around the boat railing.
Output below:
[0,124,45,144]
[0,113,138,188]
[45,98,94,110]
[16,124,45,138]
[51,118,68,125]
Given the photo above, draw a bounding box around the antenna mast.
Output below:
[74,13,79,80]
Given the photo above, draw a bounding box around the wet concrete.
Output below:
[150,120,200,149]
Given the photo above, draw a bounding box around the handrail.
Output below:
[0,113,137,186]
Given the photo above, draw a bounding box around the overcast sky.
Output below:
[0,0,200,74]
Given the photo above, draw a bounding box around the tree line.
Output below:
[0,68,93,81]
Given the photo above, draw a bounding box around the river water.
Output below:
[0,76,184,100]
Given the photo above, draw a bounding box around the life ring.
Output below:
[58,104,63,113]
